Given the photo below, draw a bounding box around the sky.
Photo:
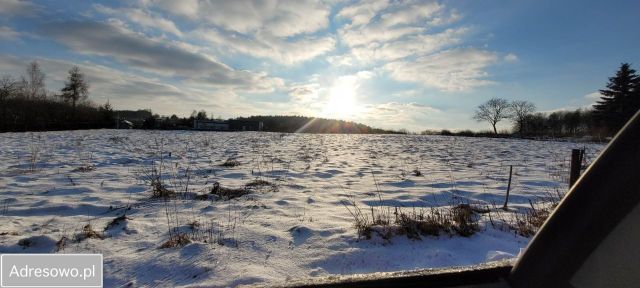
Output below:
[0,0,639,132]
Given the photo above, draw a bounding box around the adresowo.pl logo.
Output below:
[1,254,102,287]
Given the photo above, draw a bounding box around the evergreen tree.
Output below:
[594,63,639,134]
[61,66,89,109]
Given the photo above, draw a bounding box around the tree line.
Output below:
[0,59,397,134]
[3,60,637,137]
[468,63,639,140]
[232,115,401,134]
[0,61,115,132]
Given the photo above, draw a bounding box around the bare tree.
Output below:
[0,76,18,130]
[61,66,89,109]
[0,76,18,100]
[473,98,511,134]
[23,61,46,99]
[510,100,536,134]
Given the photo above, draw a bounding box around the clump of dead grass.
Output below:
[151,179,175,199]
[55,236,69,252]
[210,182,249,200]
[72,165,95,172]
[220,158,241,167]
[345,196,482,241]
[75,224,105,242]
[104,215,132,231]
[188,220,201,230]
[245,179,278,192]
[510,200,553,237]
[159,233,191,249]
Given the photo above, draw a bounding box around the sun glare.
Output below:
[323,79,359,119]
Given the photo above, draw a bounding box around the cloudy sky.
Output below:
[1,0,638,131]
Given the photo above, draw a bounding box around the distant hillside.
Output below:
[232,115,402,134]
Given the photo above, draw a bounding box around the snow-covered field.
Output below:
[0,130,605,287]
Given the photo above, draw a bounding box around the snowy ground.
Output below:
[0,130,605,287]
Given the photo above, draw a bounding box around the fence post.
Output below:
[503,165,513,210]
[569,149,582,188]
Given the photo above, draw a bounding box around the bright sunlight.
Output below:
[322,77,360,119]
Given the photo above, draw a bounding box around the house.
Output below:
[193,119,229,131]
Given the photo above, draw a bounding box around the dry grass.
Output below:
[55,236,69,252]
[221,158,241,167]
[245,179,278,192]
[150,179,176,199]
[72,165,95,172]
[347,200,558,241]
[75,224,105,242]
[450,204,480,237]
[395,207,450,239]
[188,220,201,230]
[159,233,191,249]
[104,215,131,231]
[344,194,481,241]
[210,182,249,200]
[510,200,553,237]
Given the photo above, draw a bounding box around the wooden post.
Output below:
[569,149,582,188]
[503,165,513,210]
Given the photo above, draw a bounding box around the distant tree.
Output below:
[143,114,158,129]
[473,98,511,135]
[98,101,115,127]
[0,76,19,130]
[510,100,536,135]
[564,109,583,136]
[547,111,562,136]
[61,66,89,109]
[594,63,639,134]
[22,61,46,99]
[522,112,546,136]
[196,110,207,120]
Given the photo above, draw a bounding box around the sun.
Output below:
[323,79,359,119]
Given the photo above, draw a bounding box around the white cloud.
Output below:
[337,0,389,27]
[0,0,39,17]
[356,102,441,131]
[384,48,499,91]
[504,53,518,62]
[379,1,443,27]
[326,54,355,66]
[339,24,424,47]
[94,4,183,37]
[289,83,320,102]
[0,55,215,112]
[150,0,330,37]
[141,0,199,20]
[42,21,283,93]
[0,26,19,40]
[349,27,467,62]
[333,0,511,91]
[193,28,335,65]
[584,92,602,100]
